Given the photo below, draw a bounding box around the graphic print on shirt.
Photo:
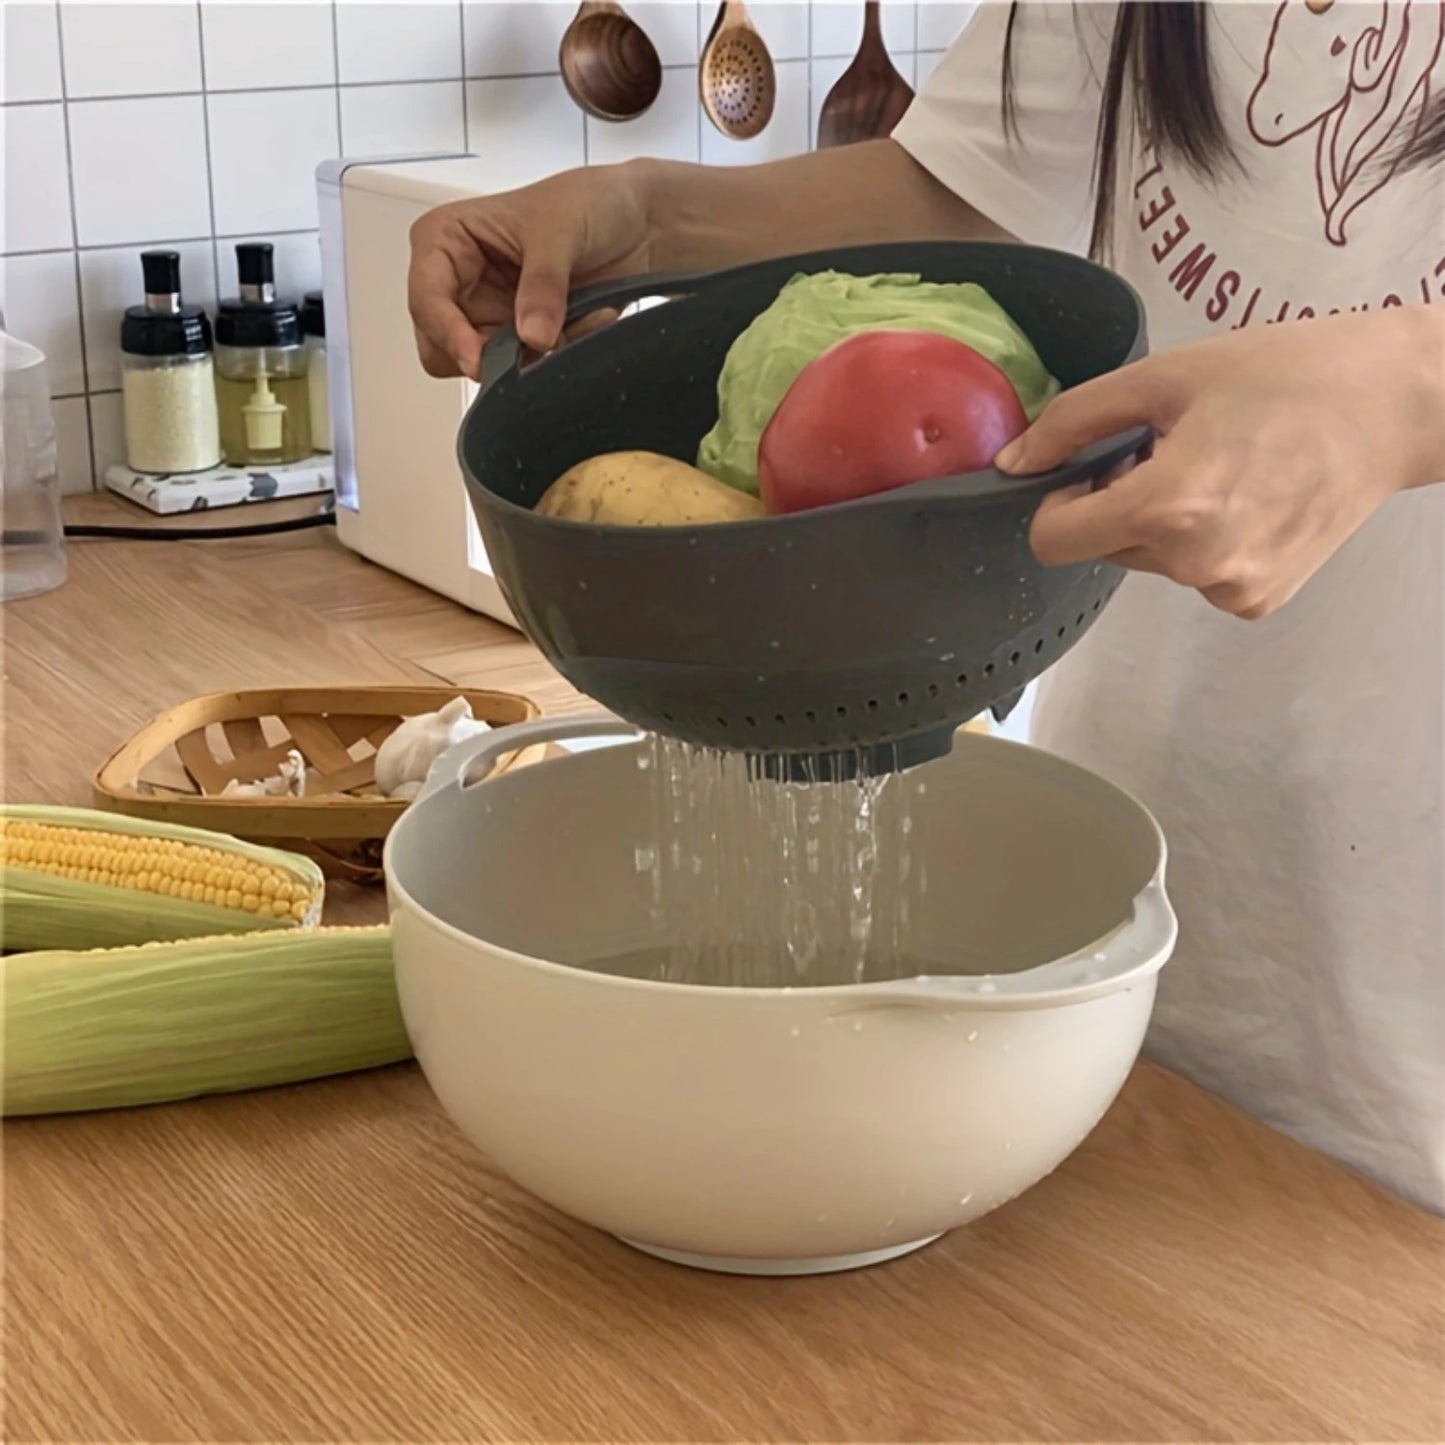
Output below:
[1246,0,1445,245]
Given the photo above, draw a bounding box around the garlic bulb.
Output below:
[220,749,307,799]
[374,697,490,799]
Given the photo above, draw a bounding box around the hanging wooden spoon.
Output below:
[816,1,914,149]
[700,0,776,141]
[559,0,662,122]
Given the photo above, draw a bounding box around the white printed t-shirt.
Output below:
[893,0,1445,1211]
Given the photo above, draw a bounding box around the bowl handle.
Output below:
[417,710,641,800]
[845,879,1178,1014]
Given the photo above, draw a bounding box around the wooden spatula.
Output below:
[816,1,914,149]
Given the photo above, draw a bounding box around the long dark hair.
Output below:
[1002,0,1445,258]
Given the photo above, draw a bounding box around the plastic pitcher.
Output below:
[1,329,68,601]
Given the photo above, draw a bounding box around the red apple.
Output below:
[757,329,1030,515]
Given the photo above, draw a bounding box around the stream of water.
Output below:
[618,734,923,988]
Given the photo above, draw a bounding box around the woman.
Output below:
[409,1,1445,1212]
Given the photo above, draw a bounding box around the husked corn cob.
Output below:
[3,925,409,1116]
[0,805,324,952]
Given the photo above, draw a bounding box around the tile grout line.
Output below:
[194,0,223,350]
[3,228,324,262]
[50,0,98,492]
[458,0,470,149]
[330,0,345,150]
[0,56,873,113]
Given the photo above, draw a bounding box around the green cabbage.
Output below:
[697,270,1059,495]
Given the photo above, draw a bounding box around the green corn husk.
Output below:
[2,925,410,1116]
[0,804,326,953]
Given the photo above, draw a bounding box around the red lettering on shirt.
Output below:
[1132,161,1164,198]
[1151,216,1191,263]
[1169,243,1217,301]
[1138,186,1175,233]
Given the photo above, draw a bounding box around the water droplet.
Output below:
[1092,952,1107,963]
[977,980,997,994]
[959,1192,974,1206]
[967,1029,979,1042]
[769,640,780,649]
[852,1019,864,1032]
[973,564,985,575]
[789,1026,801,1038]
[577,579,589,591]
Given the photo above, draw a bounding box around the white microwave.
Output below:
[317,152,536,630]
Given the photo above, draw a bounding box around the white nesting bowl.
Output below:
[384,714,1176,1276]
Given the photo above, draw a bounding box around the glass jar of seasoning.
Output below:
[301,289,330,454]
[214,242,312,467]
[120,251,222,474]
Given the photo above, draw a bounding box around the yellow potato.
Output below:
[535,451,766,527]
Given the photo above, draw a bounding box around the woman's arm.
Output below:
[637,139,1011,274]
[998,305,1445,619]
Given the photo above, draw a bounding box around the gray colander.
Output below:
[459,241,1149,780]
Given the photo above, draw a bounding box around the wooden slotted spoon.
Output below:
[700,0,776,140]
[816,1,915,148]
[559,0,662,122]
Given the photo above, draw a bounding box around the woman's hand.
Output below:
[407,162,654,381]
[996,307,1445,619]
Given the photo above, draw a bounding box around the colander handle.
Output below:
[479,270,717,395]
[418,711,642,799]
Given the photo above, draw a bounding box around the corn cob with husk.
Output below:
[3,925,409,1116]
[0,805,324,952]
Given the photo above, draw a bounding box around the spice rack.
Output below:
[116,244,333,513]
[102,454,334,516]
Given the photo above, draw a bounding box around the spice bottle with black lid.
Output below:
[214,242,312,466]
[120,250,222,474]
[300,289,330,454]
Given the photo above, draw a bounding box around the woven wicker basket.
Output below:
[94,685,543,881]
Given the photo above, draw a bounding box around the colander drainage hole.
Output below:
[1076,613,1086,627]
[744,716,757,728]
[1034,638,1044,654]
[927,683,939,698]
[984,662,995,677]
[1057,626,1067,639]
[1009,651,1021,666]
[805,710,817,722]
[1092,597,1102,612]
[835,705,848,718]
[866,699,880,711]
[897,691,910,705]
[955,673,968,687]
[774,713,786,725]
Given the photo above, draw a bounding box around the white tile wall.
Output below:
[5,0,64,103]
[1,0,980,491]
[340,78,466,156]
[207,86,340,233]
[336,1,464,84]
[69,94,213,245]
[59,1,203,98]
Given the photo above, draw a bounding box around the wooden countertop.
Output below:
[4,497,1441,1443]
